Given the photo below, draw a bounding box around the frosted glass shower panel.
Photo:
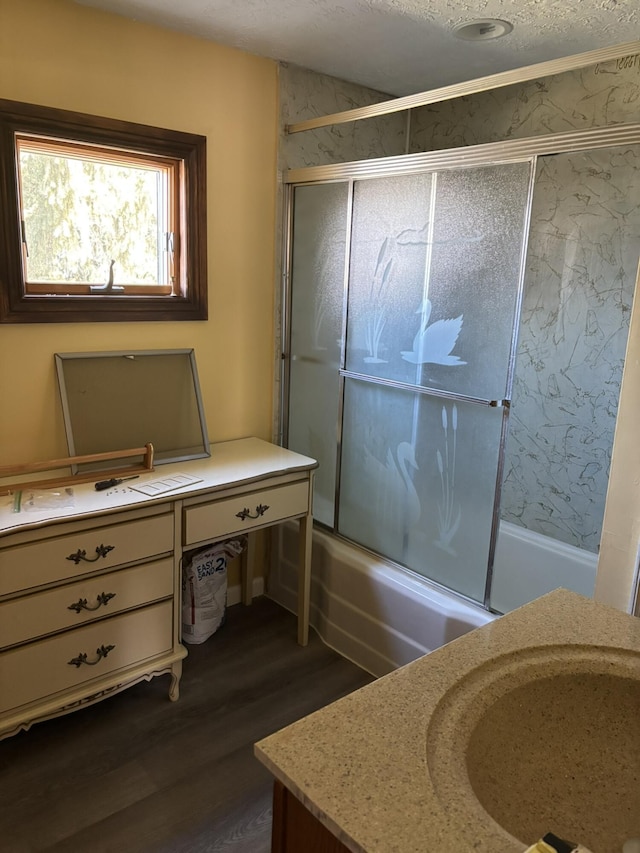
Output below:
[345,173,432,381]
[423,163,532,399]
[287,182,349,526]
[339,379,504,602]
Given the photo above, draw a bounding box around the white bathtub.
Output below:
[269,524,495,676]
[269,520,598,677]
[491,518,597,614]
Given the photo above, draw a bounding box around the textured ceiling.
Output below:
[75,0,639,95]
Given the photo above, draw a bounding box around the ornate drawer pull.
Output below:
[66,544,115,564]
[67,592,116,613]
[236,504,270,521]
[67,644,115,668]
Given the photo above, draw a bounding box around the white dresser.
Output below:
[0,438,317,739]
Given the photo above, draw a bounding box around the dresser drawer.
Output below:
[0,600,173,713]
[0,513,173,596]
[0,558,174,649]
[183,481,310,545]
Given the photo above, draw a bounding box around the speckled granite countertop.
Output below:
[255,589,640,853]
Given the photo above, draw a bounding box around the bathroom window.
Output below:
[0,99,207,323]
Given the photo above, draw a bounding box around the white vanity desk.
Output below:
[0,437,317,740]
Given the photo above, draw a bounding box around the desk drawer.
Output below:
[0,600,173,713]
[0,558,174,649]
[183,481,309,545]
[0,514,173,596]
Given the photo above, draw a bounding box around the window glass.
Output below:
[18,137,175,292]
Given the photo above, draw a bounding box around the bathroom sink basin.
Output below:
[467,671,640,852]
[426,645,640,853]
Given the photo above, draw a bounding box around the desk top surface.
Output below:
[0,437,317,537]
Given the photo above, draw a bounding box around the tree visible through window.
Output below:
[0,99,207,322]
[18,137,176,293]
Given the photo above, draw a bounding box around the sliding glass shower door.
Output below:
[286,161,533,603]
[287,181,349,527]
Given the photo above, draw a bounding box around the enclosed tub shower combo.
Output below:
[270,51,640,669]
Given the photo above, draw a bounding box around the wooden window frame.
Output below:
[0,99,208,323]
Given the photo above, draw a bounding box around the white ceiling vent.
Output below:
[453,19,514,41]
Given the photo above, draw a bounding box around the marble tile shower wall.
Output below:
[503,147,640,552]
[410,55,640,552]
[408,54,640,151]
[278,62,407,170]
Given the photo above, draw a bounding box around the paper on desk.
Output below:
[130,473,203,496]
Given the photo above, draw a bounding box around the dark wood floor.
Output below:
[0,597,373,853]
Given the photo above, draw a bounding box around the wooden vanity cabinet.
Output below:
[271,781,351,853]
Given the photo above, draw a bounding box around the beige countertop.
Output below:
[255,589,640,853]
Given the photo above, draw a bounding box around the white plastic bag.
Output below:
[181,537,246,644]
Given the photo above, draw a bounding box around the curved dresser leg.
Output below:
[169,660,183,702]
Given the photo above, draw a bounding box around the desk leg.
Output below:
[169,660,182,702]
[242,533,256,606]
[298,513,312,646]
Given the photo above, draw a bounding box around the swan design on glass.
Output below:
[401,299,466,366]
[364,440,422,555]
[434,404,462,555]
[363,237,394,364]
[363,226,431,364]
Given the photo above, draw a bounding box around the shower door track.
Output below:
[286,122,640,184]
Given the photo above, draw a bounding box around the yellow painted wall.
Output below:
[0,0,278,464]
